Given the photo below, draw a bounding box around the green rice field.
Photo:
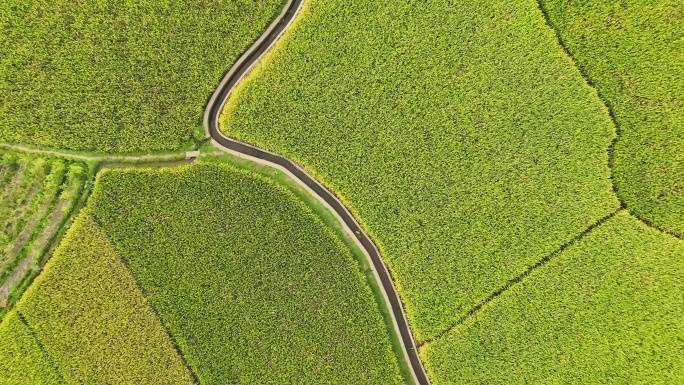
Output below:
[1,160,405,384]
[0,0,680,383]
[0,0,283,153]
[540,0,684,237]
[0,312,64,384]
[88,161,404,384]
[222,0,620,341]
[421,210,684,384]
[10,213,194,384]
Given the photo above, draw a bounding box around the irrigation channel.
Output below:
[204,0,429,383]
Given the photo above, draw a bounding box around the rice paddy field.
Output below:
[540,0,684,237]
[1,161,406,384]
[0,312,64,384]
[222,0,620,341]
[9,213,195,384]
[421,211,684,384]
[0,0,681,383]
[0,0,283,153]
[221,0,683,382]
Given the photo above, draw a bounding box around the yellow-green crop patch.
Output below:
[540,0,684,237]
[221,0,619,340]
[0,0,283,153]
[14,213,195,384]
[88,161,404,384]
[421,211,684,384]
[0,312,64,384]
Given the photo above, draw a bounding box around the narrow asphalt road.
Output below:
[204,0,430,383]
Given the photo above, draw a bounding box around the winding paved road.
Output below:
[203,0,429,383]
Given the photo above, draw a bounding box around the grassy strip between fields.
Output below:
[0,0,284,153]
[421,210,684,384]
[540,0,684,237]
[88,161,405,384]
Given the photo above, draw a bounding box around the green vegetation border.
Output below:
[0,142,193,162]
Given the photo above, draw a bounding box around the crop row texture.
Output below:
[13,213,195,384]
[0,312,64,384]
[421,211,684,384]
[0,0,283,153]
[88,162,403,384]
[221,0,620,341]
[0,151,86,297]
[541,0,684,237]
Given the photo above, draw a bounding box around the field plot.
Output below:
[222,0,619,340]
[0,0,283,153]
[540,0,684,238]
[0,312,64,384]
[421,211,684,384]
[0,151,87,308]
[14,213,195,384]
[88,162,404,384]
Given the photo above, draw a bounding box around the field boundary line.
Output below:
[420,208,622,347]
[88,214,201,385]
[203,0,428,383]
[535,0,682,241]
[16,311,69,384]
[0,142,195,162]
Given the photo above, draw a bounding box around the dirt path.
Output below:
[2,172,45,246]
[203,0,429,383]
[0,165,14,189]
[0,143,194,162]
[0,198,52,270]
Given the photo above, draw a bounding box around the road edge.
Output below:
[203,0,429,383]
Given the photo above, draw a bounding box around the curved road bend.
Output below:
[204,0,430,384]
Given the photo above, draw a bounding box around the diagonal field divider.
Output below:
[16,311,68,384]
[88,170,201,385]
[108,246,201,385]
[420,208,623,347]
